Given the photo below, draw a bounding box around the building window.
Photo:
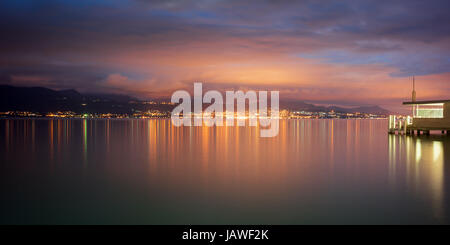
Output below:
[413,103,444,118]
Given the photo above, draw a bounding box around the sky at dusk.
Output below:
[1,0,450,112]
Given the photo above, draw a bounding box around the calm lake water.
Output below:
[1,119,450,224]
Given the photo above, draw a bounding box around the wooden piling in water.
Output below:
[387,115,450,136]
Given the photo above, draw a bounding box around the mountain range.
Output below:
[279,100,391,115]
[0,85,391,115]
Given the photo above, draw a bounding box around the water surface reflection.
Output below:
[389,134,449,221]
[1,119,449,224]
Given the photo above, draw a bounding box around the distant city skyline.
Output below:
[1,0,450,113]
[0,84,391,117]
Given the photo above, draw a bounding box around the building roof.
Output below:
[403,99,450,105]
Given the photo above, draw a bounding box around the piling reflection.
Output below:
[388,134,448,221]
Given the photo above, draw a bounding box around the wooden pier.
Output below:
[388,115,450,136]
[389,78,450,135]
